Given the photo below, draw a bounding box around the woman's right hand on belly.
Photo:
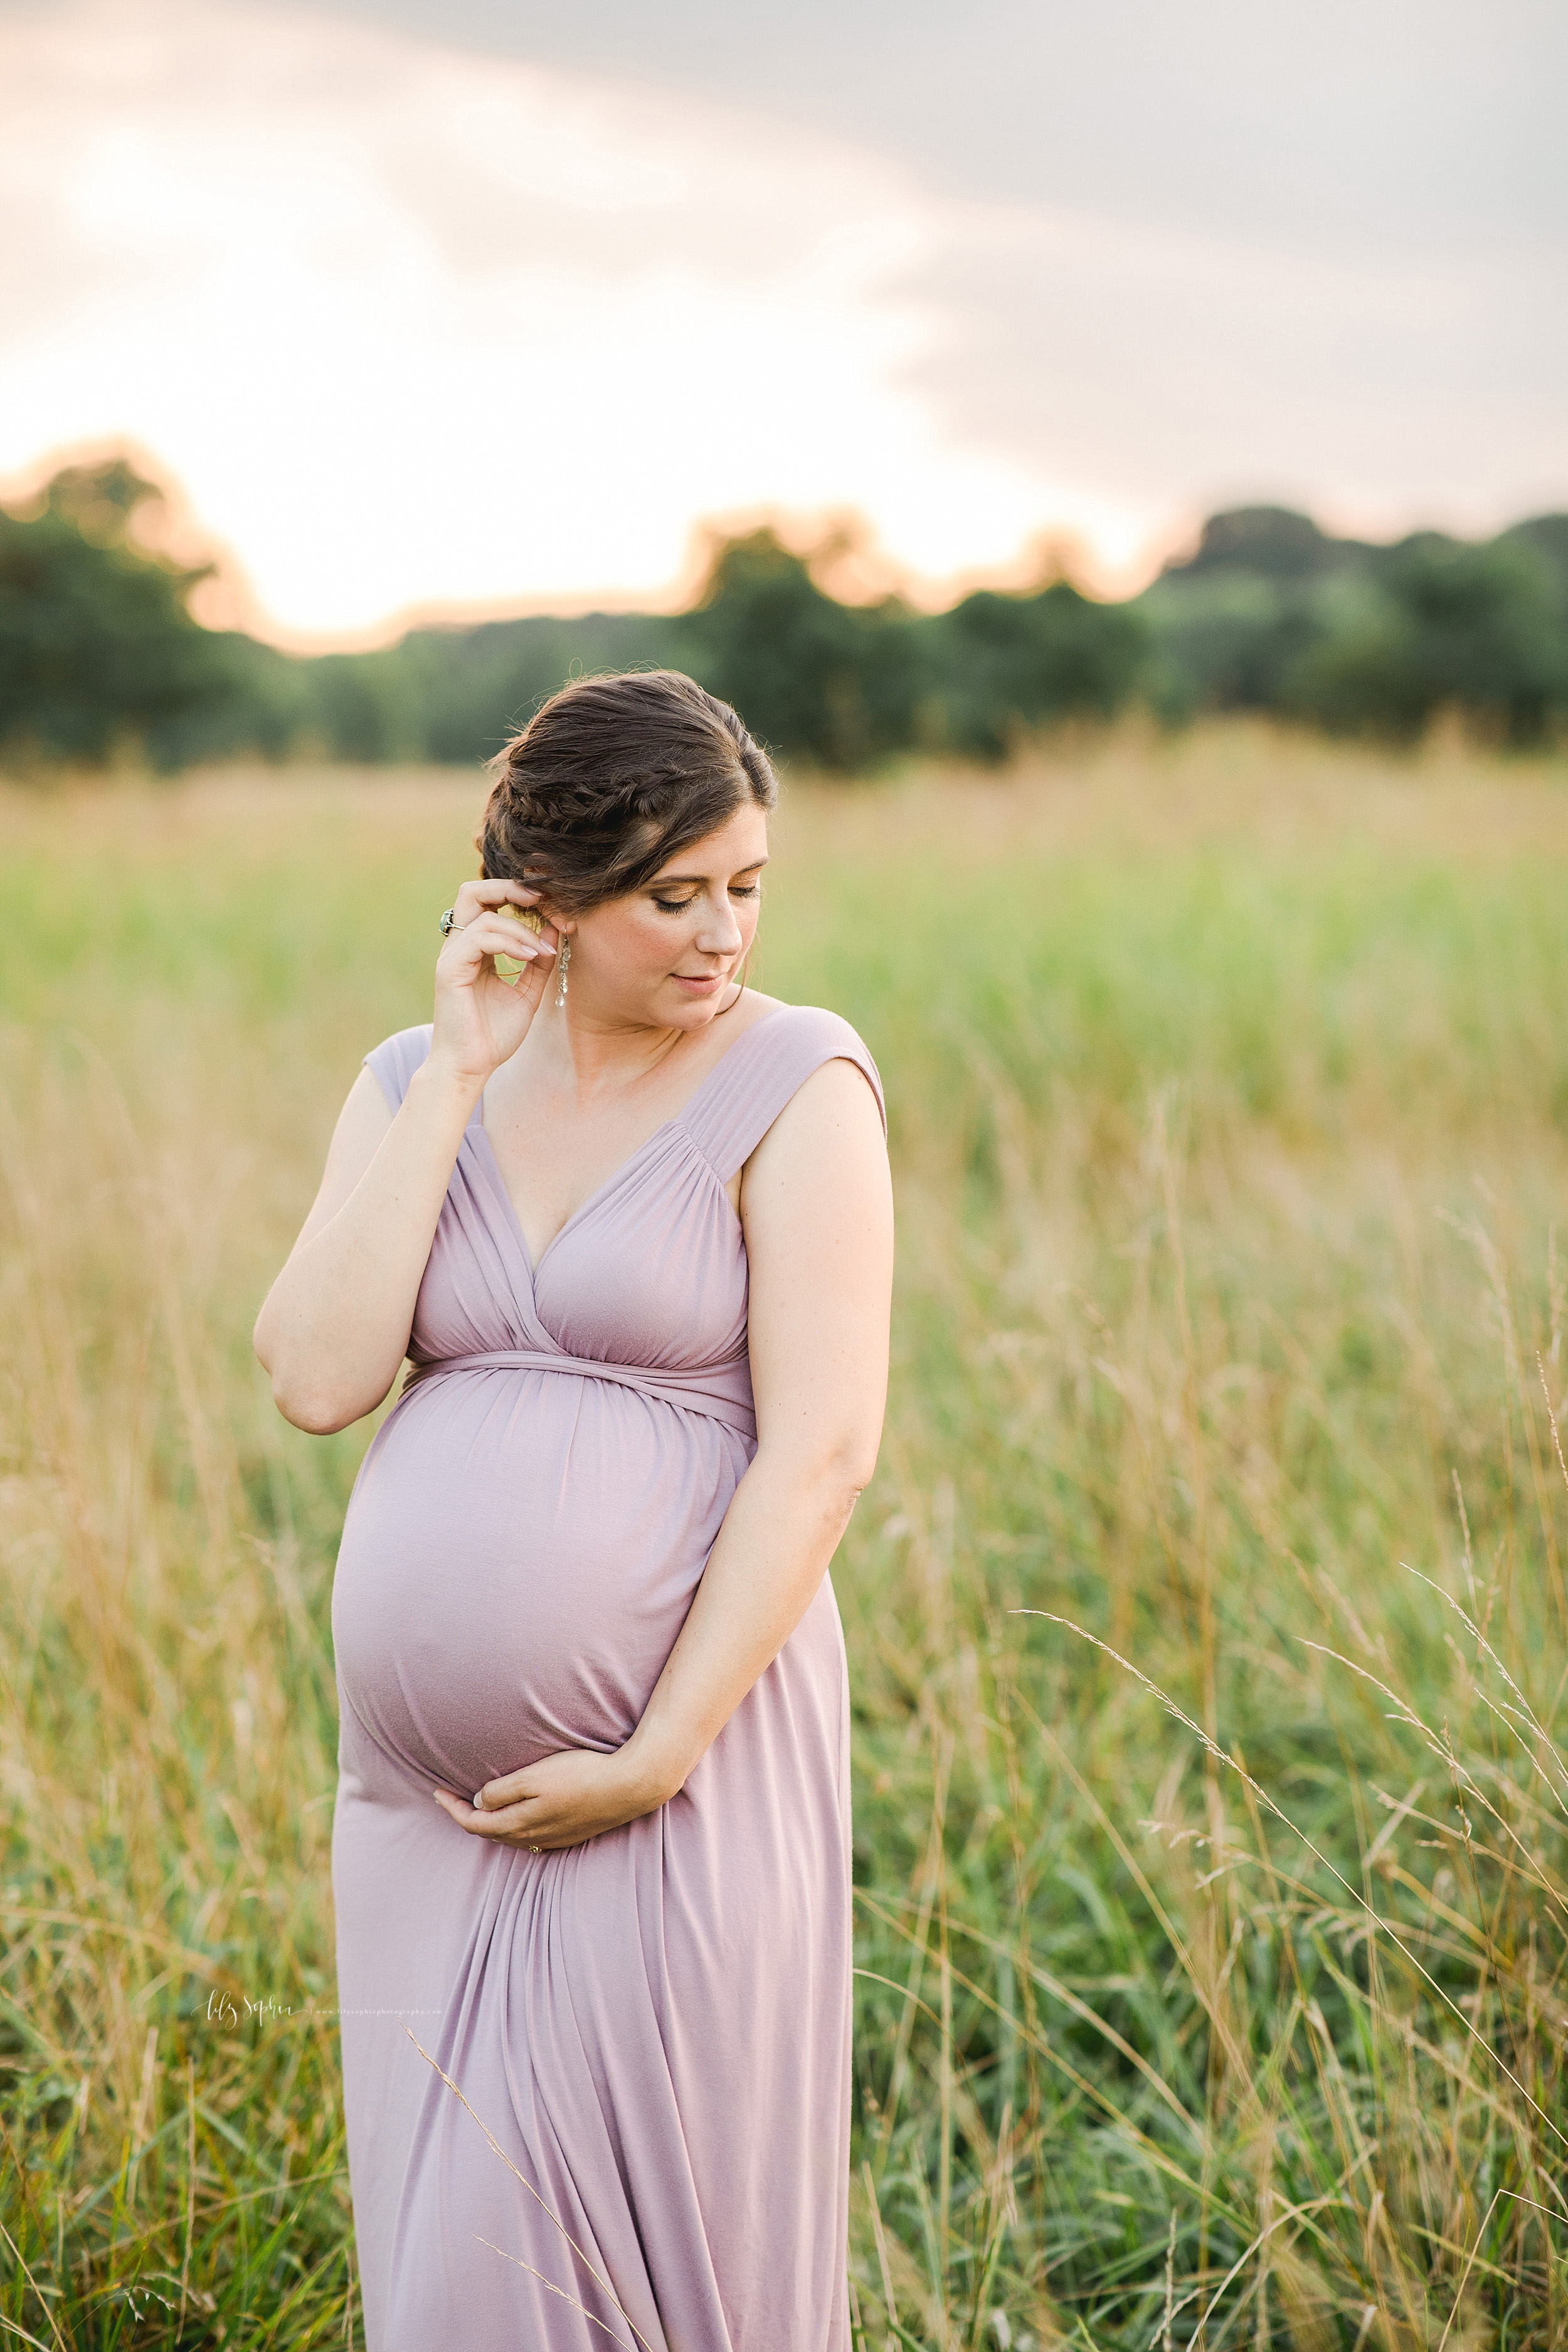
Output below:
[430,879,561,1091]
[432,1744,674,1851]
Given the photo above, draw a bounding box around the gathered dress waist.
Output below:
[401,1345,757,1439]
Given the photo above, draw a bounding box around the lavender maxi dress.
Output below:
[329,1004,885,2352]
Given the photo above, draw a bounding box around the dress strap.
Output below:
[363,1023,434,1113]
[681,1004,886,1184]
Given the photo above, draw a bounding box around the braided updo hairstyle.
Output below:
[477,671,776,916]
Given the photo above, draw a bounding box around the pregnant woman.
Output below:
[253,670,894,2352]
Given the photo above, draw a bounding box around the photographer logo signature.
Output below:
[203,1988,440,2026]
[206,1989,297,2027]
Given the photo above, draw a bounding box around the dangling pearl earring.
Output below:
[554,934,571,1010]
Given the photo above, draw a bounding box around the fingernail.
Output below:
[472,1792,484,1809]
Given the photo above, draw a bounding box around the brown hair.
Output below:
[477,670,776,916]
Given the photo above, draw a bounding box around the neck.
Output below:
[533,994,691,1099]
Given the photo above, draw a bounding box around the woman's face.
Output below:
[558,800,769,1032]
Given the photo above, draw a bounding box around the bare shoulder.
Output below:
[729,992,880,1080]
[740,1050,893,1318]
[779,1052,883,1126]
[744,1053,888,1195]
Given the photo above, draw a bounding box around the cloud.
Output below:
[2,0,1561,635]
[901,199,1568,536]
[314,0,1568,546]
[304,0,1568,260]
[3,0,1020,632]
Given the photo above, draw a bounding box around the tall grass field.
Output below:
[3,727,1568,2349]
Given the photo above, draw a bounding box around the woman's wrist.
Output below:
[409,1050,488,1122]
[616,1727,689,1812]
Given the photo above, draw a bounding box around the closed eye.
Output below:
[652,882,761,912]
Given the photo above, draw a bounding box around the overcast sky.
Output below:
[2,0,1562,639]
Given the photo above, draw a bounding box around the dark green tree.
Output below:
[0,462,241,766]
[679,529,921,771]
[1499,514,1568,613]
[8,452,1564,774]
[1286,537,1567,744]
[922,581,1148,759]
[1161,504,1373,586]
[392,613,681,764]
[1137,573,1327,720]
[1136,507,1372,721]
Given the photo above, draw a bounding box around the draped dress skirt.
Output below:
[330,1004,885,2352]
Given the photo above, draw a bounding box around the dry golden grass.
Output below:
[2,724,1567,2346]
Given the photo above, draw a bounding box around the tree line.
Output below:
[3,459,1566,773]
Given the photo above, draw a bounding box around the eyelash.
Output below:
[653,884,760,913]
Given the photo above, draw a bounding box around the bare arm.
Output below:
[253,1060,469,1431]
[253,880,557,1433]
[623,1056,892,1789]
[441,1052,894,1848]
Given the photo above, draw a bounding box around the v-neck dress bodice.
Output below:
[329,1002,884,2352]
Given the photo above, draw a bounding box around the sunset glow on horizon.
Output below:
[3,0,1562,643]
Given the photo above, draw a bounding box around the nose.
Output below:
[694,891,744,957]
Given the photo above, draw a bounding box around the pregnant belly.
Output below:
[331,1370,748,1794]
